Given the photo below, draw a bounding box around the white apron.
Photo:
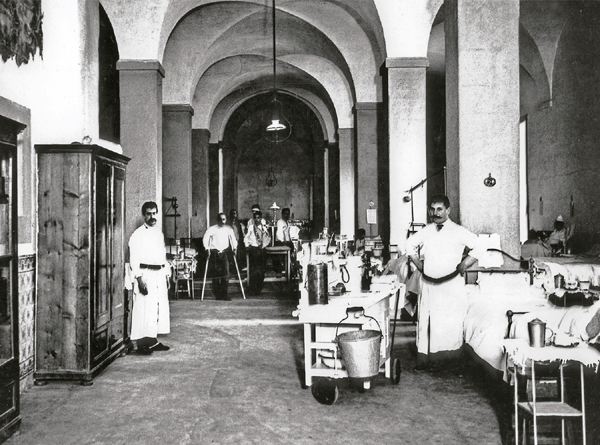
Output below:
[130,268,170,340]
[416,274,467,354]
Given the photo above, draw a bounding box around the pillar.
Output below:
[338,128,355,238]
[312,144,325,235]
[117,60,164,241]
[162,104,193,239]
[208,143,220,225]
[328,141,340,234]
[386,58,428,249]
[192,129,210,236]
[222,144,236,215]
[446,0,520,256]
[355,102,383,237]
[324,145,330,229]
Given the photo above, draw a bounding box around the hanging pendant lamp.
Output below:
[264,0,291,143]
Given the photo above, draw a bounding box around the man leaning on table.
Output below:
[405,194,485,373]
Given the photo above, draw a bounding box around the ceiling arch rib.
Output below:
[191,53,349,130]
[279,1,384,102]
[191,56,337,140]
[163,4,354,110]
[210,89,334,145]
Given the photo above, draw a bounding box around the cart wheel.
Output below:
[390,357,401,384]
[311,379,339,405]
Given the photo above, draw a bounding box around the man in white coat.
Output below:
[405,195,484,372]
[129,201,171,354]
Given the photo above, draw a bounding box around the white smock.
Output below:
[129,224,170,340]
[405,220,483,354]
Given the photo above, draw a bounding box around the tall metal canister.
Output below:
[307,262,328,304]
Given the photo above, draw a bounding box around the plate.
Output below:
[553,334,580,348]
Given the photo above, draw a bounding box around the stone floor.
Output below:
[7,287,520,445]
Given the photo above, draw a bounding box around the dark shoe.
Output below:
[137,346,153,355]
[149,342,170,351]
[413,362,430,373]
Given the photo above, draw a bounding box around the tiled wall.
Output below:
[18,255,35,391]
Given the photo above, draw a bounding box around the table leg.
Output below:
[304,323,312,388]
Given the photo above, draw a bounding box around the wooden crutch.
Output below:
[201,250,211,301]
[232,252,246,300]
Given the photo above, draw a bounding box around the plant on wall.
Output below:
[0,0,43,66]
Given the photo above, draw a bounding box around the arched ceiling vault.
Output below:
[156,0,387,141]
[191,54,349,131]
[210,88,335,144]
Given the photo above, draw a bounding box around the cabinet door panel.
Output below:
[111,166,125,319]
[95,162,111,329]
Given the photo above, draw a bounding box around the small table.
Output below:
[504,339,600,445]
[246,246,291,288]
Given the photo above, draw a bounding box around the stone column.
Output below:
[386,58,428,249]
[323,145,330,229]
[338,128,355,238]
[222,144,236,214]
[162,104,193,239]
[117,60,164,240]
[218,145,224,213]
[328,141,340,233]
[312,144,325,234]
[208,143,220,225]
[355,102,383,237]
[446,0,520,256]
[192,129,210,236]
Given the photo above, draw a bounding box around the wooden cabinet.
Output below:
[0,117,22,441]
[36,145,130,384]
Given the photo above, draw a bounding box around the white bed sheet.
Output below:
[464,270,600,374]
[463,272,548,372]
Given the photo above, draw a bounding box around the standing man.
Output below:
[129,201,171,355]
[275,207,294,250]
[228,208,246,261]
[405,195,484,372]
[244,210,271,295]
[203,213,237,301]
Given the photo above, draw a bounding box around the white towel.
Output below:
[477,234,504,268]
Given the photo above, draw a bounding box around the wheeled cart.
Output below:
[295,283,405,404]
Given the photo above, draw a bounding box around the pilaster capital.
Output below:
[163,104,194,116]
[117,59,165,78]
[354,102,383,112]
[385,57,429,69]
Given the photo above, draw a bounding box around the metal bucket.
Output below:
[336,330,381,379]
[307,262,328,305]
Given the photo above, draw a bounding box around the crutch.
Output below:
[201,250,211,301]
[232,252,246,299]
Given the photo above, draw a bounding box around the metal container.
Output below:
[528,318,548,348]
[307,262,328,305]
[554,273,564,289]
[336,330,381,379]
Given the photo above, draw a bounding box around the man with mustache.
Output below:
[405,195,483,372]
[128,201,171,355]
